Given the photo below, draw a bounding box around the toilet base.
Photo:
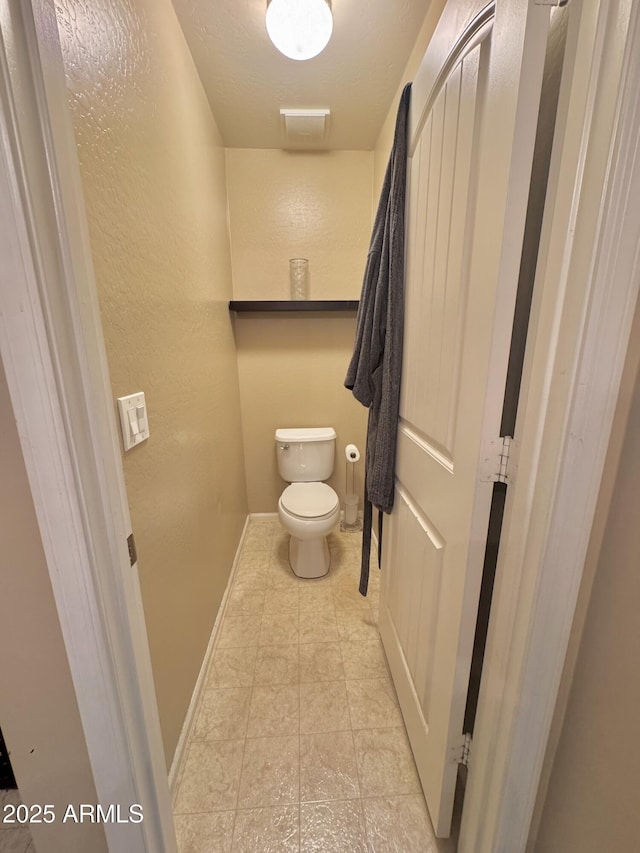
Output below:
[289,535,330,579]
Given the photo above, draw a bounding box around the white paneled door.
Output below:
[378,0,551,837]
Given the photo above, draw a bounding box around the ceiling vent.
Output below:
[280,109,330,149]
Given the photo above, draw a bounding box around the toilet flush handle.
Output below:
[279,444,290,451]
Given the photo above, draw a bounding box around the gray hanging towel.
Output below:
[345,83,411,596]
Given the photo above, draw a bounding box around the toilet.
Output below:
[275,427,340,578]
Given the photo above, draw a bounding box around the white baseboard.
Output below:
[168,513,252,798]
[169,507,367,796]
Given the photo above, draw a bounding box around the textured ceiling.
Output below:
[172,0,432,150]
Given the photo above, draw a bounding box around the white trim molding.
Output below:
[461,0,640,849]
[168,514,251,796]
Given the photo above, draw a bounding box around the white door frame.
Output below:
[0,2,638,853]
[0,2,177,851]
[462,0,640,849]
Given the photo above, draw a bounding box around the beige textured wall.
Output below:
[54,0,248,765]
[227,149,373,300]
[0,361,107,853]
[235,315,368,511]
[227,150,370,511]
[532,328,640,852]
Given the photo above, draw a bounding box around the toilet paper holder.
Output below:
[342,443,361,531]
[345,443,360,462]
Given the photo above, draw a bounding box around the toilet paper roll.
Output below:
[345,444,360,463]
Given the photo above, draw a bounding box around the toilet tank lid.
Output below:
[275,427,336,442]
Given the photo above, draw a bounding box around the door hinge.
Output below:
[452,732,472,768]
[127,533,137,567]
[496,435,512,483]
[480,435,517,484]
[534,0,569,7]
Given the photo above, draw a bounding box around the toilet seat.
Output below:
[281,482,338,519]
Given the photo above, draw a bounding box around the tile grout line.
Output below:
[335,619,370,850]
[225,523,266,847]
[229,524,271,848]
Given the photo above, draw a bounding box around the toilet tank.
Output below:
[275,427,337,482]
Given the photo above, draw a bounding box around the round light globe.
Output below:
[266,0,333,61]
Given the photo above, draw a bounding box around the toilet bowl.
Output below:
[278,482,340,578]
[275,428,339,578]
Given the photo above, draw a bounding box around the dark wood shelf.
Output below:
[229,300,359,313]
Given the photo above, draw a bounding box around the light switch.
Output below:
[117,392,150,451]
[128,408,139,436]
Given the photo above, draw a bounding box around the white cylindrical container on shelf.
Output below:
[290,258,309,300]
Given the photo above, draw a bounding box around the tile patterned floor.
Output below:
[173,517,457,852]
[0,790,35,853]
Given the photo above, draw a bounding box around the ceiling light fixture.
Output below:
[266,0,333,61]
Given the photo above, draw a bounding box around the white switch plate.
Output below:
[117,392,150,451]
